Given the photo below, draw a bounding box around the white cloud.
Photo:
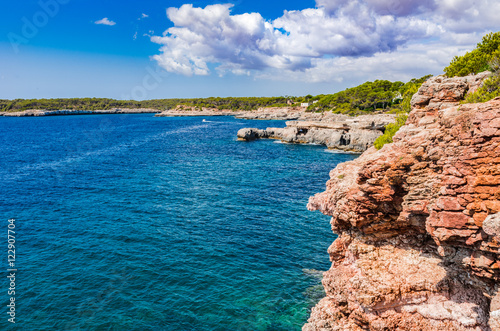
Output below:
[256,42,459,84]
[436,0,500,33]
[95,17,116,26]
[317,0,436,16]
[150,1,498,83]
[139,13,149,20]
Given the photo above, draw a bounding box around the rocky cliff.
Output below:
[304,72,500,330]
[237,114,396,152]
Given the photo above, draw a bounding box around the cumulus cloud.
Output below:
[317,0,436,16]
[256,42,459,84]
[95,17,116,26]
[151,1,498,82]
[436,0,500,33]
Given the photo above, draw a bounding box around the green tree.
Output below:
[444,32,500,77]
[462,53,500,104]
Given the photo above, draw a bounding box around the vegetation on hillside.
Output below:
[306,80,404,115]
[0,96,298,113]
[0,77,430,114]
[445,31,500,104]
[462,53,500,104]
[305,75,432,116]
[444,32,500,77]
[170,96,291,111]
[373,114,408,150]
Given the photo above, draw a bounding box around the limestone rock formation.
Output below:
[155,106,242,117]
[235,107,304,120]
[236,128,269,141]
[305,73,500,330]
[237,114,396,152]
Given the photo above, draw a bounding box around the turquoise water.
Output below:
[0,114,356,330]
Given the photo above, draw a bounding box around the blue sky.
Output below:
[0,0,498,100]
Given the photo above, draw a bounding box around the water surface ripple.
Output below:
[0,114,357,330]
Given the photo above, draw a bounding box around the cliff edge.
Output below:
[305,72,500,330]
[237,114,396,152]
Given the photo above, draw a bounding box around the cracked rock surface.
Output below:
[305,73,500,330]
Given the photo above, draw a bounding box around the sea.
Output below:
[0,114,357,330]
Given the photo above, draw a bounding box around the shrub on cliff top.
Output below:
[374,114,408,150]
[444,32,500,77]
[462,55,500,104]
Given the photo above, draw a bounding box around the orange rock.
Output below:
[305,73,500,331]
[485,200,500,213]
[436,197,462,211]
[473,212,488,226]
[442,175,467,186]
[475,175,500,186]
[433,211,471,229]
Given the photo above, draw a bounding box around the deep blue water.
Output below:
[0,114,357,330]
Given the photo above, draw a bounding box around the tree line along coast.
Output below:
[0,76,428,115]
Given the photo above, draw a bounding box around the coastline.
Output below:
[154,106,306,120]
[0,105,305,119]
[1,108,160,117]
[1,106,396,153]
[237,113,396,153]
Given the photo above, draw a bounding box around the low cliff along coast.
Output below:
[237,113,396,152]
[2,108,159,116]
[303,72,500,330]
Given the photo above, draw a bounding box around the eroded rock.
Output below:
[305,73,500,330]
[238,114,396,152]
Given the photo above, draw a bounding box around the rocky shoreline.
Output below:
[237,114,396,152]
[2,105,398,152]
[2,108,160,117]
[154,106,306,119]
[304,73,500,330]
[155,108,243,117]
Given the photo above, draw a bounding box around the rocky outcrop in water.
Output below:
[304,73,500,330]
[237,114,396,152]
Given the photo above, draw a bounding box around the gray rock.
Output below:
[483,213,500,237]
[237,128,268,141]
[237,114,394,152]
[339,129,383,151]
